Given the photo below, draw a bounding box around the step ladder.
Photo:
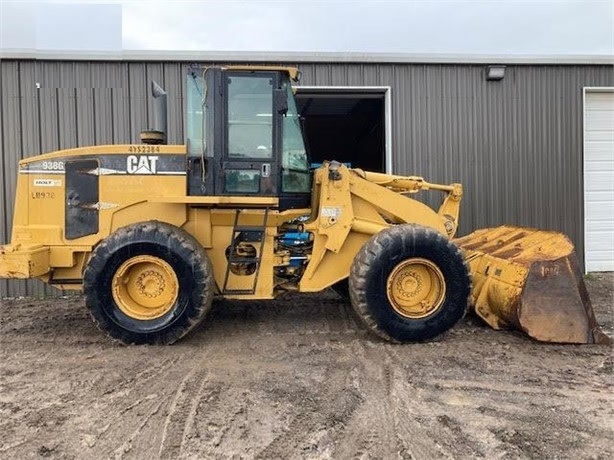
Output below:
[221,208,269,295]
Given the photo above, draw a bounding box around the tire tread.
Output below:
[83,221,214,345]
[348,224,471,343]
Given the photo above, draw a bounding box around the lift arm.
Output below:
[299,162,463,292]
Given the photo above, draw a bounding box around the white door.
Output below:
[584,88,614,272]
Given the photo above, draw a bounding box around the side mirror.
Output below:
[274,88,288,115]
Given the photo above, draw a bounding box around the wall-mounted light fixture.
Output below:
[486,65,506,81]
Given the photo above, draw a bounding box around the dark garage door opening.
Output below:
[295,89,387,173]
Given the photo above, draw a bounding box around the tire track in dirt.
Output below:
[75,358,181,455]
[334,341,402,460]
[86,354,212,458]
[157,367,210,458]
[187,392,256,457]
[385,345,489,459]
[112,395,170,459]
[100,356,180,400]
[102,347,225,459]
[255,351,363,459]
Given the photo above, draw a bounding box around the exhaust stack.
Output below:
[140,81,167,145]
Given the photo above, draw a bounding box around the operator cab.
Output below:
[186,66,311,210]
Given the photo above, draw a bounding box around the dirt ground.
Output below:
[0,274,612,460]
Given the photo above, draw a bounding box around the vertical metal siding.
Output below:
[0,61,5,297]
[128,62,148,144]
[165,62,185,145]
[0,59,612,297]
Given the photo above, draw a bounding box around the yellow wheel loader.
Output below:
[0,66,609,345]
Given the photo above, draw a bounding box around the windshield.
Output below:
[281,78,310,193]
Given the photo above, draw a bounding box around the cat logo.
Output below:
[127,155,159,174]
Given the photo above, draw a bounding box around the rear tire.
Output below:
[83,221,214,345]
[349,224,470,342]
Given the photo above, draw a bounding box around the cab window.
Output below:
[227,76,273,159]
[281,79,310,193]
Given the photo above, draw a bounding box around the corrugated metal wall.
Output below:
[1,59,612,297]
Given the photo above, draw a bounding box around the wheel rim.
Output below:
[386,258,446,319]
[112,255,179,320]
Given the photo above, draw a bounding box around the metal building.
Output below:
[1,51,613,297]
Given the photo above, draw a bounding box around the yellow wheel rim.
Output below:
[112,255,179,320]
[386,258,446,319]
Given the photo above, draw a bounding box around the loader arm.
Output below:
[299,162,463,292]
[352,168,463,236]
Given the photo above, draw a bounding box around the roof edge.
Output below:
[1,49,613,65]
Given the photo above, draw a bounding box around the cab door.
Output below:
[217,71,281,196]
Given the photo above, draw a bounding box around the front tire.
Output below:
[83,221,214,345]
[349,224,470,342]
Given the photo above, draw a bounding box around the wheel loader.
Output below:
[0,66,609,345]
